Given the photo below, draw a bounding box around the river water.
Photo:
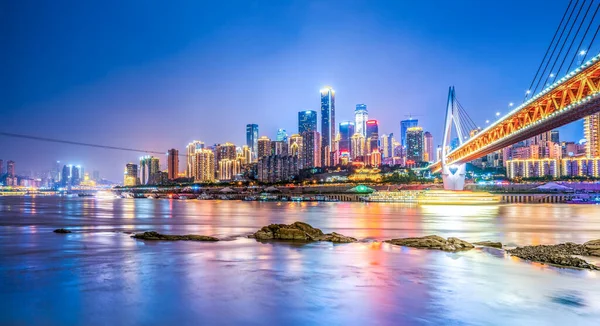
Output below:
[1,197,599,325]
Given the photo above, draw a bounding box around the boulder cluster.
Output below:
[384,235,474,252]
[507,241,600,270]
[248,221,357,243]
[132,231,219,242]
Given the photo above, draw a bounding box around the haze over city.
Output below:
[1,0,579,181]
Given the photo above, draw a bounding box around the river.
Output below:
[1,196,599,325]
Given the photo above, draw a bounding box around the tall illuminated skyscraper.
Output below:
[139,156,160,185]
[584,113,600,158]
[366,120,379,152]
[246,124,259,161]
[298,110,317,134]
[71,165,81,186]
[351,133,366,159]
[288,134,303,165]
[186,141,204,178]
[276,129,288,142]
[400,119,418,148]
[124,163,138,186]
[257,136,271,158]
[354,104,368,137]
[339,121,354,154]
[0,159,4,175]
[320,86,335,166]
[302,131,321,168]
[423,131,434,163]
[406,127,424,163]
[195,149,215,182]
[167,148,179,180]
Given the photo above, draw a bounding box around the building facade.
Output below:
[423,131,434,163]
[406,126,424,163]
[584,113,600,158]
[246,124,259,162]
[354,104,368,138]
[320,86,335,167]
[339,121,354,155]
[301,131,321,168]
[195,149,215,182]
[167,148,179,180]
[257,136,271,158]
[400,119,418,149]
[257,155,299,183]
[124,163,139,186]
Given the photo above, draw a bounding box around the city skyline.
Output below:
[1,1,587,181]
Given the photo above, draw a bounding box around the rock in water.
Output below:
[507,245,599,270]
[473,241,503,249]
[384,235,474,252]
[583,239,600,256]
[53,228,72,234]
[249,222,357,243]
[132,231,219,241]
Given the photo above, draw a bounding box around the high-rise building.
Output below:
[584,113,600,158]
[139,156,160,185]
[370,149,382,167]
[276,129,288,142]
[71,165,81,186]
[320,86,335,167]
[288,134,303,168]
[380,133,395,158]
[0,159,4,175]
[423,131,434,163]
[7,160,15,177]
[242,145,252,165]
[246,124,259,161]
[124,163,138,186]
[339,121,355,155]
[92,170,100,181]
[271,140,288,156]
[216,142,237,162]
[167,148,179,180]
[298,110,317,134]
[551,130,560,144]
[186,141,204,178]
[61,165,70,187]
[400,119,418,148]
[351,133,366,159]
[301,131,321,168]
[195,149,215,182]
[257,155,299,183]
[354,104,368,138]
[218,159,240,181]
[257,136,271,158]
[366,120,379,151]
[406,126,424,163]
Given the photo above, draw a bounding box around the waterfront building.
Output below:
[351,133,366,160]
[257,136,271,158]
[0,159,3,175]
[276,129,288,142]
[216,142,236,162]
[195,149,215,182]
[298,110,317,134]
[186,141,204,178]
[584,113,600,158]
[167,148,179,180]
[271,140,288,156]
[400,119,418,148]
[242,145,252,164]
[406,127,424,163]
[339,121,354,155]
[71,165,81,186]
[379,133,395,159]
[551,130,560,143]
[370,149,382,167]
[354,104,368,138]
[301,131,321,168]
[92,170,100,181]
[423,131,434,163]
[139,156,160,185]
[288,134,303,168]
[218,159,241,181]
[7,160,15,177]
[257,155,299,183]
[124,163,138,186]
[320,86,335,167]
[366,120,379,152]
[61,165,70,187]
[506,159,560,179]
[562,157,600,177]
[246,124,259,161]
[79,173,96,187]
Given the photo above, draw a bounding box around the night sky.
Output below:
[2,0,581,181]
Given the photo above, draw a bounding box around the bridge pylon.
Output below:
[441,86,466,191]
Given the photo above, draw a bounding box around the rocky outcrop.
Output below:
[584,239,600,256]
[507,244,599,270]
[384,235,474,252]
[249,222,357,243]
[53,228,71,234]
[132,231,219,241]
[473,241,503,249]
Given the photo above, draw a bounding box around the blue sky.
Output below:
[1,0,581,180]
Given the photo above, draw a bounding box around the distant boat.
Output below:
[78,193,95,197]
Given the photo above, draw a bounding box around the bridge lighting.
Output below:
[526,90,531,94]
[509,102,514,107]
[495,112,500,117]
[485,120,490,124]
[580,50,586,56]
[549,73,555,78]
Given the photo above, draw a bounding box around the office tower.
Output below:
[298,110,317,134]
[7,160,15,176]
[71,165,81,186]
[0,159,3,175]
[124,163,138,186]
[406,126,424,163]
[339,121,355,154]
[380,133,395,158]
[550,130,560,144]
[355,104,368,138]
[366,120,379,151]
[167,148,179,180]
[258,136,271,158]
[276,129,288,142]
[242,145,252,164]
[246,124,259,161]
[139,156,160,185]
[61,165,70,187]
[288,134,303,168]
[584,113,600,158]
[186,141,204,178]
[400,119,419,148]
[320,86,335,166]
[271,140,288,156]
[301,131,321,168]
[218,159,240,181]
[195,149,215,182]
[423,131,434,163]
[216,143,236,162]
[351,133,366,159]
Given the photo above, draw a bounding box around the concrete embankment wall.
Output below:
[500,193,574,203]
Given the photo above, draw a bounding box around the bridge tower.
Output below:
[441,87,466,190]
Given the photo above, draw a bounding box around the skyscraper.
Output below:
[423,131,434,163]
[366,120,379,152]
[195,149,215,182]
[6,160,15,177]
[301,131,321,168]
[71,165,81,186]
[0,159,4,175]
[339,121,355,155]
[276,129,288,142]
[584,113,600,158]
[124,163,138,186]
[289,134,303,167]
[186,141,204,178]
[257,136,271,158]
[400,119,418,148]
[246,124,259,161]
[298,110,317,134]
[406,127,424,163]
[551,130,560,144]
[354,104,368,138]
[167,148,179,180]
[320,86,335,166]
[139,156,160,185]
[351,133,366,159]
[61,165,70,187]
